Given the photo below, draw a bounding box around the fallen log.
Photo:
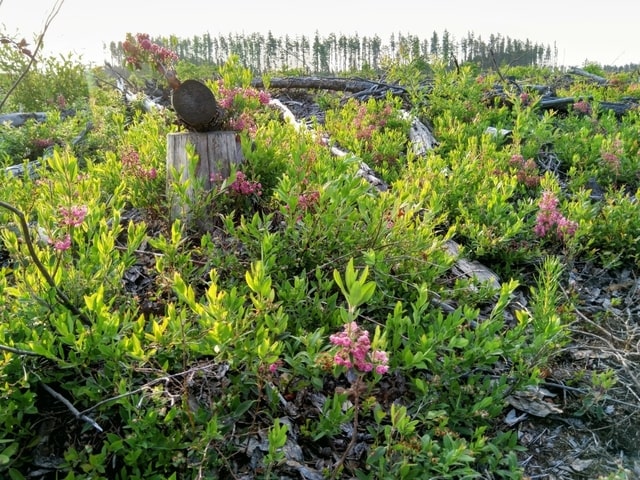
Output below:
[3,121,93,178]
[598,100,639,118]
[539,96,576,112]
[269,98,389,191]
[568,68,608,85]
[251,76,403,94]
[400,110,439,154]
[0,112,47,127]
[0,109,75,127]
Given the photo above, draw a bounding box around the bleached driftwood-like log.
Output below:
[0,112,48,127]
[166,131,244,227]
[400,110,439,155]
[444,240,501,291]
[0,109,76,127]
[568,68,608,85]
[116,78,164,113]
[269,98,389,191]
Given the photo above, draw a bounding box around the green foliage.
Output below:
[0,52,637,479]
[323,95,411,180]
[0,50,90,113]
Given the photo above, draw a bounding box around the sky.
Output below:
[1,0,639,67]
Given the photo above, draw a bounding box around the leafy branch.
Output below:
[0,200,91,326]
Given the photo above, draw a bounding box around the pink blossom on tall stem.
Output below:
[534,191,578,241]
[329,321,389,375]
[229,171,262,196]
[58,205,88,227]
[572,100,592,115]
[50,234,71,252]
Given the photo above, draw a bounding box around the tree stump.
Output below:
[167,131,244,228]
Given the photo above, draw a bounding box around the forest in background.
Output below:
[108,30,559,74]
[108,30,639,75]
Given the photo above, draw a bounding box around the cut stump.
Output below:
[167,131,244,228]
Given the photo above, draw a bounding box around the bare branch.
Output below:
[41,383,103,432]
[0,0,65,111]
[0,343,43,356]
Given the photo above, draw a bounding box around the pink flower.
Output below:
[573,100,592,115]
[534,191,578,241]
[58,205,88,227]
[268,360,283,374]
[50,234,71,251]
[258,90,271,105]
[375,364,389,375]
[329,322,389,376]
[519,92,531,106]
[229,171,262,196]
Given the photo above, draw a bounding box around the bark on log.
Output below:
[568,68,608,85]
[3,121,93,178]
[599,100,639,118]
[252,76,386,93]
[252,76,409,102]
[400,110,439,154]
[166,131,244,228]
[539,97,576,112]
[0,110,75,127]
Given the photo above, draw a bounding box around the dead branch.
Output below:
[569,67,608,85]
[41,383,103,432]
[0,0,65,111]
[253,76,389,93]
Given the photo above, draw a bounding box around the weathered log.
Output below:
[599,100,639,118]
[568,68,608,85]
[252,76,388,93]
[539,97,576,112]
[166,131,244,228]
[400,110,439,155]
[252,76,409,104]
[0,109,75,127]
[3,121,93,178]
[445,240,501,291]
[0,112,47,127]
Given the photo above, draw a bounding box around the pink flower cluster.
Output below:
[354,103,393,141]
[509,154,540,188]
[298,191,320,212]
[121,147,157,181]
[48,205,87,252]
[229,171,262,196]
[534,191,578,241]
[330,322,389,375]
[51,234,71,252]
[572,100,592,116]
[227,112,258,136]
[58,205,88,227]
[600,138,623,174]
[216,84,271,110]
[519,92,532,106]
[509,155,540,187]
[32,138,55,151]
[123,33,178,71]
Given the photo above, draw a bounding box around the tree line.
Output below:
[109,30,560,74]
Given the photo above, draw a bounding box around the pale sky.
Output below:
[1,0,639,67]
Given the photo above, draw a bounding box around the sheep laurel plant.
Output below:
[0,52,634,479]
